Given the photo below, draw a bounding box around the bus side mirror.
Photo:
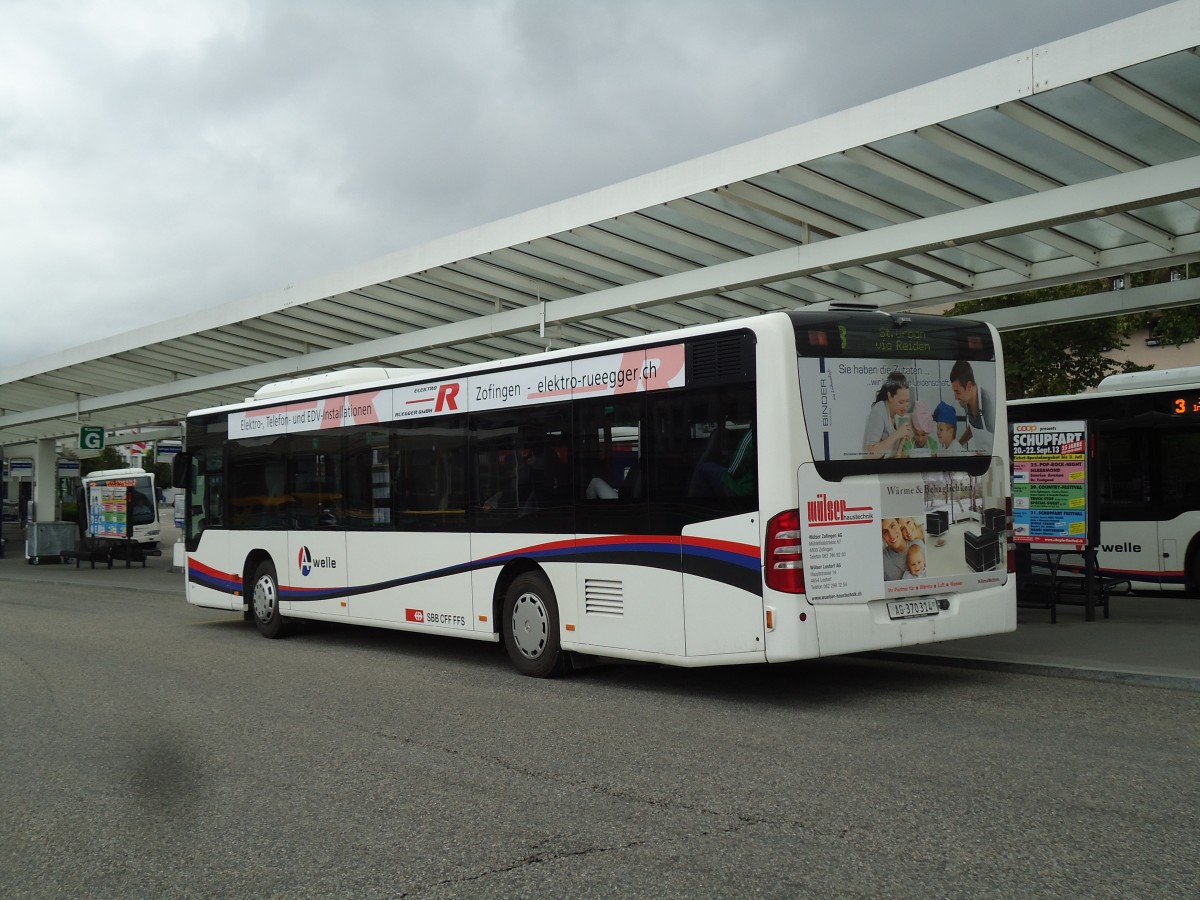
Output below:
[172,452,191,489]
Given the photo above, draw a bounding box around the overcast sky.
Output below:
[0,0,1171,370]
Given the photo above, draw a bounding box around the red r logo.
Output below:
[435,383,460,411]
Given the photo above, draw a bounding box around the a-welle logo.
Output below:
[297,546,337,576]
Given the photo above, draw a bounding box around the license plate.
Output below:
[887,598,940,620]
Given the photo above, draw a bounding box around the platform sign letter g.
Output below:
[80,426,105,450]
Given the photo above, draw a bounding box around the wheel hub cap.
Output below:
[253,576,276,622]
[511,592,548,659]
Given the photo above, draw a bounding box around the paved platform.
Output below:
[879,594,1200,690]
[0,533,185,595]
[2,530,1196,689]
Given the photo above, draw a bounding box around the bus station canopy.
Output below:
[3,1,1200,450]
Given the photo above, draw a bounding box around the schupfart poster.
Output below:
[88,484,130,539]
[1011,420,1089,548]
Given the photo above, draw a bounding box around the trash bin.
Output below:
[25,521,78,565]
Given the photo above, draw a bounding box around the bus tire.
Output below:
[502,572,565,678]
[1188,543,1200,598]
[250,560,286,639]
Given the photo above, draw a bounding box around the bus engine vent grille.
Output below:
[686,331,755,385]
[584,578,624,617]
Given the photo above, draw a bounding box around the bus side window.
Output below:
[288,434,344,529]
[1156,429,1200,511]
[1096,432,1143,507]
[642,387,756,534]
[392,418,467,532]
[344,428,391,530]
[680,388,756,503]
[574,397,642,502]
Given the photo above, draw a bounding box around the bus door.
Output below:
[1093,428,1164,586]
[678,420,762,657]
[681,514,762,656]
[283,437,348,617]
[573,397,686,658]
[285,530,348,617]
[179,447,237,612]
[672,400,753,662]
[1092,520,1162,586]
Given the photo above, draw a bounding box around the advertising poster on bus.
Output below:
[797,356,999,462]
[799,465,1007,604]
[797,347,1007,604]
[227,346,688,435]
[392,345,687,420]
[1011,420,1089,548]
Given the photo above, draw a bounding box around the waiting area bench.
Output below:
[1015,547,1132,623]
[59,537,163,569]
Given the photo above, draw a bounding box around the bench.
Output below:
[1053,572,1131,620]
[108,541,163,568]
[59,537,163,569]
[1016,548,1131,622]
[59,536,115,569]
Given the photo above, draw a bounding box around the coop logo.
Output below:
[297,546,337,576]
[1014,425,1039,432]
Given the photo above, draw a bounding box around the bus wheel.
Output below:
[502,572,565,678]
[251,560,286,639]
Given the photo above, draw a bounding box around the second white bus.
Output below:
[80,467,161,549]
[1010,365,1200,593]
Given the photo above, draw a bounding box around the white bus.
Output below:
[1010,365,1200,593]
[80,467,161,549]
[174,308,1014,676]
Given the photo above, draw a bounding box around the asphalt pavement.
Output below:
[2,519,1197,690]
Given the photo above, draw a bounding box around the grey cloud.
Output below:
[0,0,1169,368]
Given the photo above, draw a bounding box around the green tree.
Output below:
[147,459,173,492]
[80,447,124,477]
[1120,305,1200,347]
[947,280,1149,400]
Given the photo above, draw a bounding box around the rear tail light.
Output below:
[765,509,805,593]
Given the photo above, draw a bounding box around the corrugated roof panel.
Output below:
[1028,82,1199,166]
[1120,51,1200,117]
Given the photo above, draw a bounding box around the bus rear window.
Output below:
[792,312,997,475]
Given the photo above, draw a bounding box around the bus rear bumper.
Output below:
[810,588,1016,658]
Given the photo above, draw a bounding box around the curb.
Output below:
[871,650,1200,692]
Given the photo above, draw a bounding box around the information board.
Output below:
[88,484,131,540]
[1011,420,1089,548]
